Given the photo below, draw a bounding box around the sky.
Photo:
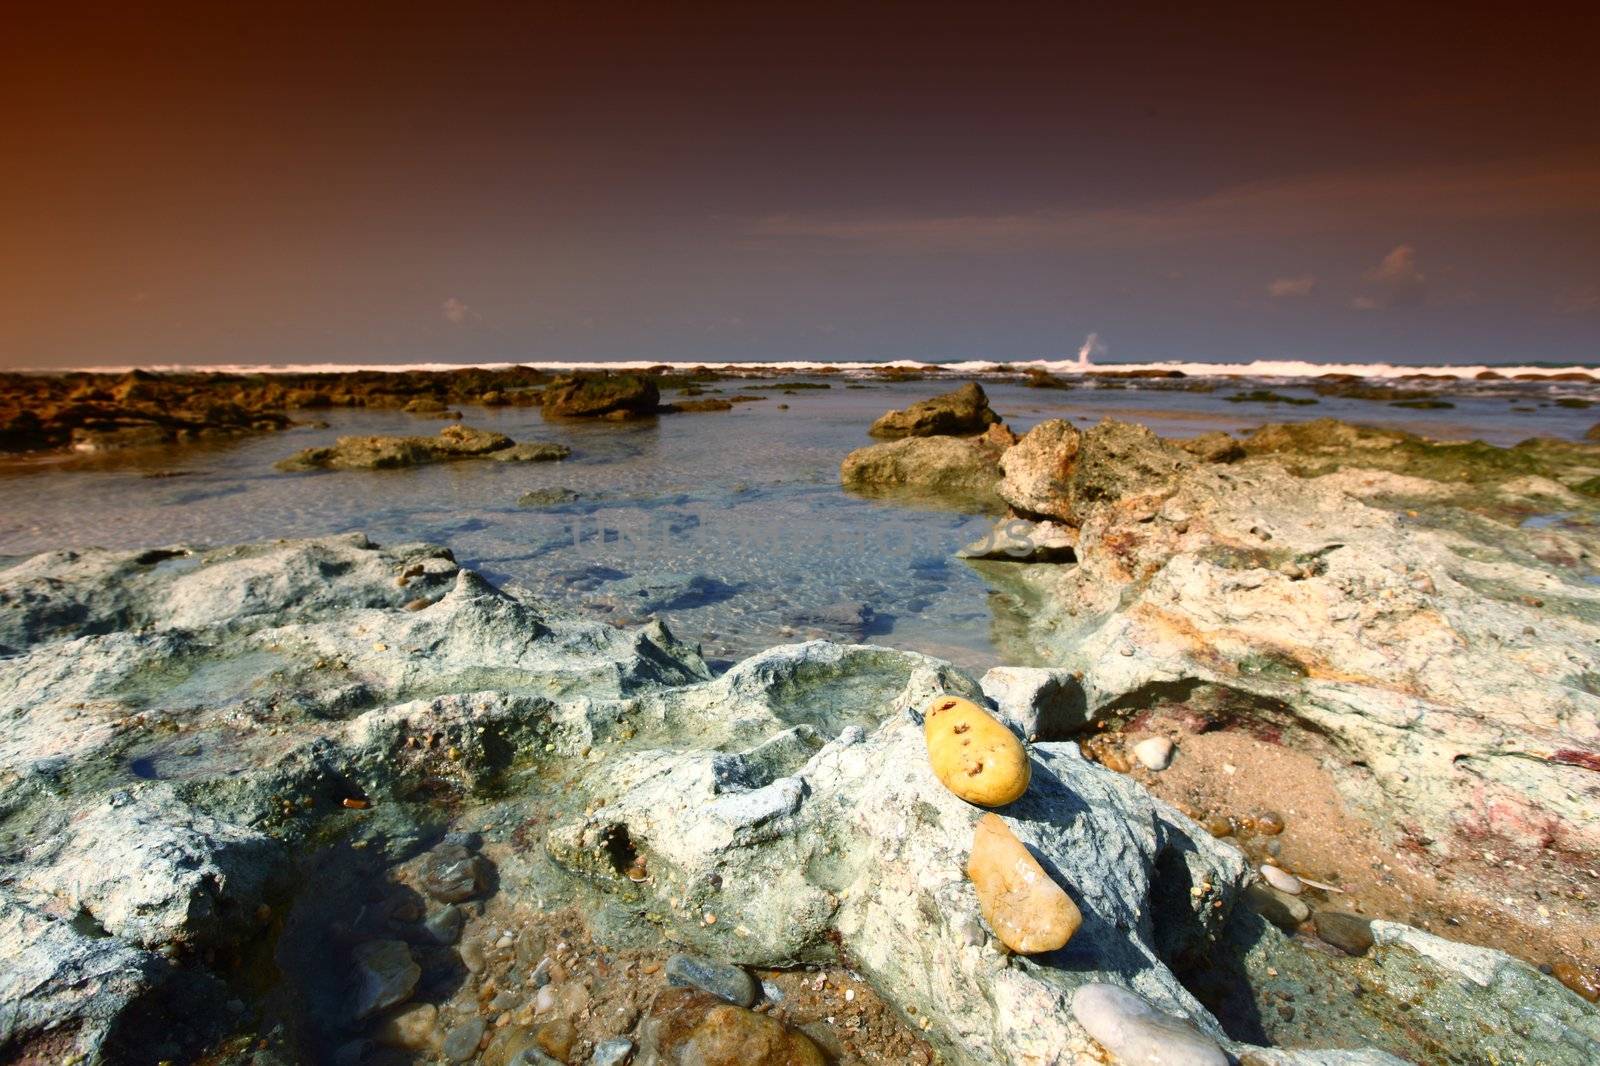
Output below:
[2,2,1597,369]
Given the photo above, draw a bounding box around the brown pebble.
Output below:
[1205,814,1235,838]
[1552,961,1600,1002]
[341,797,370,810]
[1256,811,1285,835]
[1100,749,1131,774]
[535,1019,576,1060]
[404,597,434,612]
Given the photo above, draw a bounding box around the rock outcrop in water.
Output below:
[276,424,562,471]
[0,534,1550,1064]
[839,423,1015,508]
[867,382,1001,439]
[541,373,661,420]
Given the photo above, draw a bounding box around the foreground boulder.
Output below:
[868,382,1001,438]
[276,423,517,470]
[0,533,1482,1064]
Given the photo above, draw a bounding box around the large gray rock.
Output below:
[0,532,1587,1065]
[16,785,284,949]
[868,382,1001,439]
[979,666,1090,741]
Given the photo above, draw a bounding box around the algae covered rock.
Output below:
[967,813,1081,954]
[923,694,1031,806]
[276,423,514,470]
[541,373,660,418]
[839,426,1013,508]
[868,382,1001,439]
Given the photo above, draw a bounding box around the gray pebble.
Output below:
[443,1017,486,1062]
[1314,911,1375,956]
[1071,983,1227,1066]
[1260,864,1304,895]
[665,952,757,1007]
[590,1037,636,1065]
[420,843,489,903]
[350,940,419,1020]
[424,905,464,945]
[1245,881,1310,930]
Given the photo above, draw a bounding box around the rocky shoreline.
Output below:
[1,378,1598,1064]
[5,363,1595,460]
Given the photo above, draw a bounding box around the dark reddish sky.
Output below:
[2,2,1597,367]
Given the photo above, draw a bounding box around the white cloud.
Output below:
[1352,244,1426,309]
[441,297,475,324]
[1267,276,1316,298]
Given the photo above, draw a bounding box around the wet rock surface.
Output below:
[0,530,1594,1065]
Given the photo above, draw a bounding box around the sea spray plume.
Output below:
[1077,332,1105,367]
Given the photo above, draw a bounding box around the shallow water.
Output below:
[1,376,1596,672]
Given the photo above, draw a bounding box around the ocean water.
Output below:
[2,372,1596,672]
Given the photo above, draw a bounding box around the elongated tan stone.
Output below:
[967,813,1082,953]
[924,695,1031,806]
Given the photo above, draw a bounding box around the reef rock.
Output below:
[541,373,660,418]
[999,419,1194,525]
[276,423,515,470]
[868,382,1001,439]
[982,444,1600,862]
[840,424,1014,507]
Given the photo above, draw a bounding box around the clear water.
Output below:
[1,376,1595,673]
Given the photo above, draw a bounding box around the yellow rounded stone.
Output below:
[923,695,1031,806]
[967,813,1081,953]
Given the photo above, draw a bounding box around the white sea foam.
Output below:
[28,357,1599,381]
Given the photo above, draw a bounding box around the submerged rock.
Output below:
[277,423,515,470]
[639,988,824,1065]
[490,440,571,462]
[665,953,758,1007]
[868,382,1001,439]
